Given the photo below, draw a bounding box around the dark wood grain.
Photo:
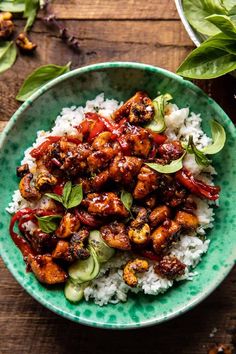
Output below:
[0,1,235,353]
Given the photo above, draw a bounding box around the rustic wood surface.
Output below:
[0,1,235,353]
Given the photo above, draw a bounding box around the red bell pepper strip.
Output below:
[140,250,160,262]
[149,131,167,145]
[9,209,36,258]
[175,168,220,201]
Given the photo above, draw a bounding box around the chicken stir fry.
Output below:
[10,91,221,291]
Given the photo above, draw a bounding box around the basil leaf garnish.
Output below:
[145,153,185,174]
[66,184,83,209]
[46,183,83,209]
[0,41,17,75]
[16,62,71,101]
[186,136,211,167]
[36,215,62,234]
[121,190,133,212]
[62,181,72,207]
[202,120,226,154]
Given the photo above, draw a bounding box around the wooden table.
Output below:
[0,1,235,353]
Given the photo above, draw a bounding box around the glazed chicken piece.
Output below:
[151,219,181,254]
[109,155,143,185]
[87,132,120,172]
[78,170,110,193]
[128,206,150,245]
[175,211,199,230]
[60,142,92,176]
[35,171,57,191]
[31,229,57,254]
[157,141,184,163]
[144,194,158,209]
[53,228,90,262]
[112,91,154,124]
[120,124,153,157]
[16,163,30,178]
[154,255,186,280]
[158,175,188,208]
[83,192,129,218]
[149,205,171,228]
[55,212,80,238]
[100,221,131,250]
[19,173,41,201]
[133,165,160,199]
[27,254,67,284]
[123,258,149,287]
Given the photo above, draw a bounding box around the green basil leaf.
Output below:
[202,120,226,154]
[145,93,172,133]
[62,181,72,207]
[121,190,133,212]
[66,184,83,209]
[0,0,25,12]
[16,62,71,102]
[45,193,64,204]
[229,5,236,15]
[0,41,17,75]
[176,35,236,79]
[145,153,185,174]
[188,136,211,166]
[36,215,62,234]
[24,0,39,32]
[223,0,236,12]
[183,0,226,36]
[206,14,236,37]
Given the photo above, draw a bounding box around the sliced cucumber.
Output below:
[89,230,115,263]
[68,246,100,283]
[69,253,95,282]
[64,280,86,303]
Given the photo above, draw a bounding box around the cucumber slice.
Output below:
[89,246,100,279]
[89,230,115,263]
[69,253,95,282]
[64,280,85,303]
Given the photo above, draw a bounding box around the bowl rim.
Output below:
[0,61,235,329]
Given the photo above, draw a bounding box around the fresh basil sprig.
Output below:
[176,33,236,79]
[145,93,172,133]
[36,215,62,234]
[185,136,211,166]
[120,190,133,213]
[46,182,83,209]
[0,41,17,74]
[145,153,186,174]
[16,62,71,101]
[206,14,236,38]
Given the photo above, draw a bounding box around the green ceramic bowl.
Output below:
[0,62,235,329]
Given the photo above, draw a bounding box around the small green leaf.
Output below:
[145,154,185,174]
[16,62,71,102]
[187,136,211,167]
[206,14,236,38]
[145,93,172,133]
[62,181,72,207]
[0,1,25,12]
[36,215,62,234]
[121,190,133,212]
[45,193,63,204]
[0,41,17,75]
[202,120,226,154]
[66,184,83,209]
[24,0,39,32]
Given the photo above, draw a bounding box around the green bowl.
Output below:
[0,62,235,329]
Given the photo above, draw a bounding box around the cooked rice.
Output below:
[7,93,217,306]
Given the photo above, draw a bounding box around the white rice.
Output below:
[7,93,217,306]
